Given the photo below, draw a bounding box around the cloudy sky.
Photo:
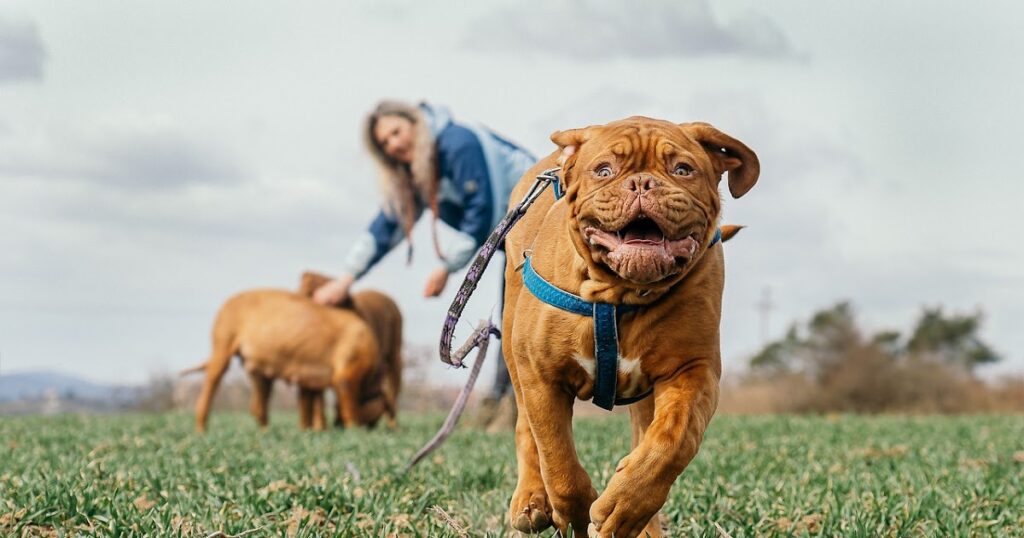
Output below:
[1,0,1022,387]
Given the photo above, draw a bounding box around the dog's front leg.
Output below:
[518,367,597,537]
[310,390,326,430]
[504,345,553,533]
[332,375,360,429]
[248,373,273,429]
[588,363,719,538]
[298,387,314,430]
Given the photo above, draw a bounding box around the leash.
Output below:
[437,166,562,367]
[405,167,561,471]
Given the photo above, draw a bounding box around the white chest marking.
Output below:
[617,357,640,376]
[617,357,644,396]
[573,354,596,378]
[573,354,645,395]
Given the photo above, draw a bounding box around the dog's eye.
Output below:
[595,164,614,178]
[673,163,694,177]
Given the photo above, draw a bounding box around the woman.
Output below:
[313,100,535,426]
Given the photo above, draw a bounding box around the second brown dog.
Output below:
[189,280,401,432]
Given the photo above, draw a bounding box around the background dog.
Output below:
[298,271,403,429]
[184,282,400,432]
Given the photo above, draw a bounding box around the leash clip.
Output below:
[517,167,561,212]
[513,250,533,272]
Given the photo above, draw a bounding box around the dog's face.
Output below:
[553,117,759,285]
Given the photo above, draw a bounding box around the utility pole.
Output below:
[755,286,775,345]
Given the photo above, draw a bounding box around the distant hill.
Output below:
[0,371,140,413]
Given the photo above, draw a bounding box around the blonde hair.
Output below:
[363,100,442,262]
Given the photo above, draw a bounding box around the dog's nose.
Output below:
[623,175,657,195]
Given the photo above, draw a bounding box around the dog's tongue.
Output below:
[623,220,663,243]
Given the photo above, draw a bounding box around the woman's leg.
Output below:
[490,266,513,400]
[484,254,517,431]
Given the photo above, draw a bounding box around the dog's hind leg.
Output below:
[194,341,236,433]
[248,373,273,429]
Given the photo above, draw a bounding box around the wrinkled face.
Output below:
[562,118,754,285]
[373,114,416,164]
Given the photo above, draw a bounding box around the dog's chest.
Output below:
[516,302,679,401]
[572,353,649,399]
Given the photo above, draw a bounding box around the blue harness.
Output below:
[521,179,721,410]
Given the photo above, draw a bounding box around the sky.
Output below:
[1,0,1022,386]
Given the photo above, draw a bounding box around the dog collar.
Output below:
[521,229,721,410]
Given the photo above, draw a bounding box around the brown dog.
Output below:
[501,117,758,537]
[298,272,403,429]
[189,287,395,432]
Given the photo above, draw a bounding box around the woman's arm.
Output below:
[315,210,405,305]
[440,141,495,272]
[341,210,406,279]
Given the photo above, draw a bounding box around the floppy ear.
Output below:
[298,271,332,298]
[549,127,595,189]
[681,122,760,198]
[550,127,591,156]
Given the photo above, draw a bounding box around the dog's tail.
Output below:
[720,224,745,242]
[179,362,207,376]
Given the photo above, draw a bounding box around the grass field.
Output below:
[1,412,1022,537]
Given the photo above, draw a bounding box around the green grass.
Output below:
[1,413,1022,536]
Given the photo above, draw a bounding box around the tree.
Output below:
[744,301,1003,413]
[906,307,1001,372]
[749,301,866,380]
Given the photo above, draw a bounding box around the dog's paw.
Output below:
[509,486,552,533]
[592,514,662,538]
[589,478,665,538]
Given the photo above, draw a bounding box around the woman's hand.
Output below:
[423,267,450,297]
[313,274,356,305]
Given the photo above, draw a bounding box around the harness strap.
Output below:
[520,229,722,410]
[522,257,641,409]
[592,303,620,410]
[522,257,594,316]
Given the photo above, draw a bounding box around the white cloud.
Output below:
[462,0,796,60]
[0,121,245,190]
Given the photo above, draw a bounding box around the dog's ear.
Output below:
[298,271,332,298]
[681,122,760,198]
[550,127,595,189]
[551,127,591,158]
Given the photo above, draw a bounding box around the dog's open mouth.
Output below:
[583,216,701,283]
[584,217,701,259]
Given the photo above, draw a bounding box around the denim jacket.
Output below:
[342,103,535,277]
